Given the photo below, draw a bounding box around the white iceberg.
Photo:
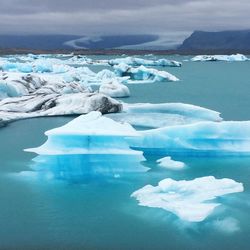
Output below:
[157,156,185,170]
[25,112,148,181]
[131,176,243,222]
[191,54,248,62]
[114,63,179,83]
[109,57,182,67]
[99,79,130,98]
[106,103,222,129]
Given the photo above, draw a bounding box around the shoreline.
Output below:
[1,48,250,56]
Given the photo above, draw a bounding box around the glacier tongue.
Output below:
[25,112,148,181]
[131,176,244,222]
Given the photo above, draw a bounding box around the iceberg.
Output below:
[131,176,244,222]
[157,156,185,170]
[99,79,130,98]
[0,72,88,98]
[109,57,182,67]
[114,63,179,83]
[129,121,250,156]
[106,103,222,129]
[0,93,122,123]
[25,112,148,181]
[191,54,248,62]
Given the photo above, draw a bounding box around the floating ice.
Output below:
[109,57,182,67]
[157,156,185,170]
[191,54,248,62]
[0,93,122,123]
[25,112,148,181]
[106,103,222,129]
[130,121,250,155]
[114,63,179,83]
[99,79,130,98]
[131,176,244,222]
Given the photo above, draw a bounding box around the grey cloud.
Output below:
[0,0,249,43]
[0,0,197,14]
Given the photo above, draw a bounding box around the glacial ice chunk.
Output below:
[157,156,185,170]
[131,176,244,222]
[0,93,122,123]
[114,63,179,83]
[191,54,248,62]
[129,121,250,155]
[109,57,182,67]
[106,103,222,129]
[25,112,147,181]
[99,79,130,98]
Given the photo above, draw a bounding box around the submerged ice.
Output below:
[131,176,244,222]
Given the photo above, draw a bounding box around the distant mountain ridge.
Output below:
[179,30,250,50]
[0,35,81,50]
[0,34,158,50]
[1,31,250,52]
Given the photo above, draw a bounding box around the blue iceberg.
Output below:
[113,63,179,83]
[25,112,147,182]
[129,121,250,156]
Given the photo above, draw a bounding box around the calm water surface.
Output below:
[0,56,250,249]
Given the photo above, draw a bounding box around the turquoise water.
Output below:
[0,56,250,249]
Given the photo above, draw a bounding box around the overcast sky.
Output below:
[1,0,250,40]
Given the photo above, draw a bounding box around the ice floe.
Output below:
[0,93,122,123]
[25,111,148,181]
[99,79,130,98]
[130,121,250,155]
[191,54,248,62]
[109,56,182,67]
[106,103,222,129]
[114,63,179,83]
[157,156,185,170]
[131,176,244,222]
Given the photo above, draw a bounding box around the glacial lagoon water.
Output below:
[0,56,250,249]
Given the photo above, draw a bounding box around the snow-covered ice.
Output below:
[131,176,243,222]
